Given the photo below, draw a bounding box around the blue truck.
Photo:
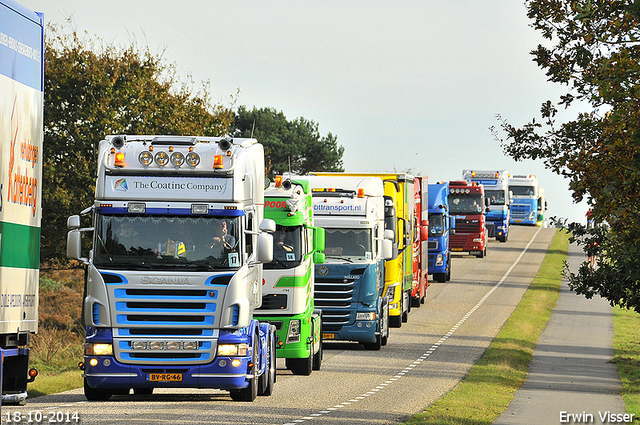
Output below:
[305,175,393,350]
[509,174,545,226]
[427,182,453,283]
[462,170,510,242]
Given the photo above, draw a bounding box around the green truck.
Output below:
[254,177,325,375]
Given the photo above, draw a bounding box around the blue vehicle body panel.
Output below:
[510,198,538,225]
[314,262,384,344]
[427,183,450,277]
[84,321,269,391]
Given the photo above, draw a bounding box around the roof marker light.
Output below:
[275,176,283,187]
[114,152,125,167]
[213,155,224,169]
[357,188,365,198]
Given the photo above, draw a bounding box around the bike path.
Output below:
[493,242,631,425]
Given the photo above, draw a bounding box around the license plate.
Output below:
[149,373,182,382]
[452,248,463,252]
[322,333,335,340]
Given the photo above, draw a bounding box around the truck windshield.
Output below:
[428,213,444,237]
[94,215,241,270]
[449,195,483,214]
[264,225,303,270]
[485,190,506,206]
[324,229,372,261]
[509,186,536,196]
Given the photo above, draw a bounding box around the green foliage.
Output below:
[42,24,234,261]
[231,106,344,179]
[492,0,640,311]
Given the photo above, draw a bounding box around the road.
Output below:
[2,226,555,425]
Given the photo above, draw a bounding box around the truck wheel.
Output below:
[411,295,421,308]
[258,329,275,396]
[390,314,402,328]
[381,304,389,346]
[84,379,113,401]
[434,273,446,283]
[287,354,312,376]
[401,295,408,323]
[363,333,382,350]
[230,333,259,402]
[312,323,323,371]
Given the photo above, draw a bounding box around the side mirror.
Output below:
[383,229,394,240]
[312,227,325,253]
[313,252,326,264]
[66,230,83,261]
[259,218,276,233]
[67,215,81,229]
[255,233,274,263]
[381,239,393,260]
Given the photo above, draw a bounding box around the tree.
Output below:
[42,25,234,262]
[231,106,344,180]
[493,1,640,310]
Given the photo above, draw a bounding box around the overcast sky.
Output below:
[23,0,590,224]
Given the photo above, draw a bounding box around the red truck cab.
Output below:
[448,180,488,258]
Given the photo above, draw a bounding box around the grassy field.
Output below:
[613,306,640,418]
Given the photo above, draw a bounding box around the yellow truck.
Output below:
[311,172,414,328]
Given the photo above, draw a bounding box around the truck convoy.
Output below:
[67,135,277,402]
[462,170,510,242]
[448,180,489,258]
[411,177,428,306]
[305,175,392,350]
[508,174,547,226]
[0,0,43,404]
[427,182,453,282]
[254,177,324,375]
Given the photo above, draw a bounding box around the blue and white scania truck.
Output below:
[508,174,546,226]
[463,170,511,242]
[67,135,277,402]
[0,0,43,404]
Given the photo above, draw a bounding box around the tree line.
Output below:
[494,1,640,311]
[41,26,343,262]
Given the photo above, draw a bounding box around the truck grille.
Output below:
[428,240,438,250]
[454,219,480,233]
[511,204,532,220]
[314,274,360,332]
[257,294,288,310]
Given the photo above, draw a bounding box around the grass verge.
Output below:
[28,371,84,398]
[612,306,640,417]
[404,229,569,425]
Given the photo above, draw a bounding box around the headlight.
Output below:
[218,343,249,357]
[287,319,301,343]
[435,254,444,266]
[85,343,113,356]
[385,284,397,299]
[356,312,376,321]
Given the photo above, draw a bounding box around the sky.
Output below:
[22,0,591,224]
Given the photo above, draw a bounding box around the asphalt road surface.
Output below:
[2,226,555,425]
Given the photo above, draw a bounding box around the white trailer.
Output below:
[0,0,43,404]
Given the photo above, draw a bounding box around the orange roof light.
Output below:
[357,188,365,198]
[213,155,224,169]
[275,175,283,187]
[114,152,125,167]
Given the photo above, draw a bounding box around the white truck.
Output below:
[304,175,393,350]
[67,135,277,402]
[0,0,43,404]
